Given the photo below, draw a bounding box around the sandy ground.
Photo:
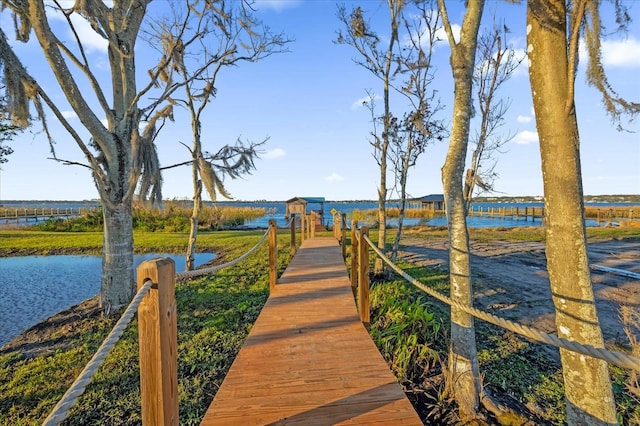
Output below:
[396,236,640,346]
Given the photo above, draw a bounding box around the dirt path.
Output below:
[397,237,640,345]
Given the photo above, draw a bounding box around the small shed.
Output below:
[410,194,445,212]
[285,197,326,219]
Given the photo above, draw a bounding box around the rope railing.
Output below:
[280,216,295,229]
[43,222,281,425]
[43,280,154,426]
[176,224,273,280]
[360,233,640,372]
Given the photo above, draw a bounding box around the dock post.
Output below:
[341,213,347,259]
[350,220,358,297]
[137,258,178,426]
[300,214,305,243]
[290,214,296,256]
[358,227,370,327]
[269,219,278,291]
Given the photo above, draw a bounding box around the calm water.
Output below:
[1,199,636,347]
[0,253,213,347]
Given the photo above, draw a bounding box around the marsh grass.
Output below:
[584,206,640,220]
[30,201,272,232]
[349,208,441,227]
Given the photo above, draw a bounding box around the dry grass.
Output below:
[620,306,640,424]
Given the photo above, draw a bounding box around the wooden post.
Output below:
[269,219,277,291]
[310,213,316,238]
[341,213,347,259]
[350,220,358,297]
[300,213,305,243]
[137,258,178,426]
[357,227,370,327]
[290,214,296,256]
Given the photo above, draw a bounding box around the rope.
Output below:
[43,224,276,423]
[361,234,640,371]
[176,225,272,280]
[281,216,294,228]
[43,280,154,426]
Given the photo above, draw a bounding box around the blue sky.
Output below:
[1,0,639,202]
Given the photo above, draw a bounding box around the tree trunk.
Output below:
[375,174,387,275]
[391,151,410,261]
[186,176,201,271]
[101,202,135,313]
[438,0,484,418]
[527,2,617,424]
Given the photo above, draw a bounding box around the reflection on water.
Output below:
[0,253,213,347]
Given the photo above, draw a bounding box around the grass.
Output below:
[350,226,640,425]
[0,229,295,425]
[1,224,638,424]
[26,201,272,233]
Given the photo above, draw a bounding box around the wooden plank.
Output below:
[201,237,421,425]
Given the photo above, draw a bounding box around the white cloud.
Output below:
[351,94,378,110]
[516,115,532,123]
[48,6,108,53]
[435,24,461,45]
[264,148,286,159]
[579,37,640,69]
[601,37,640,68]
[324,172,344,183]
[254,0,302,12]
[61,110,78,119]
[69,15,108,53]
[513,130,538,145]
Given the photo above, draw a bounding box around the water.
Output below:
[0,252,213,347]
[1,199,636,346]
[3,199,637,229]
[217,200,632,229]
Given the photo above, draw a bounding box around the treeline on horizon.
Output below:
[3,194,640,204]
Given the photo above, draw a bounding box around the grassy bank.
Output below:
[0,228,298,425]
[360,227,640,424]
[1,225,638,424]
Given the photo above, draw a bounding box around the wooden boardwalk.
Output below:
[201,237,422,425]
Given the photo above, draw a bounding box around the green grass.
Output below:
[0,230,294,425]
[355,226,640,425]
[2,224,638,424]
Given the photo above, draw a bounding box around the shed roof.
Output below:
[286,197,326,204]
[411,194,444,202]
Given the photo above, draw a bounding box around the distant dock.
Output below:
[0,207,98,225]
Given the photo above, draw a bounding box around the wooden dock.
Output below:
[201,237,422,425]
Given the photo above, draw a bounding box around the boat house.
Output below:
[410,194,445,212]
[285,197,326,220]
